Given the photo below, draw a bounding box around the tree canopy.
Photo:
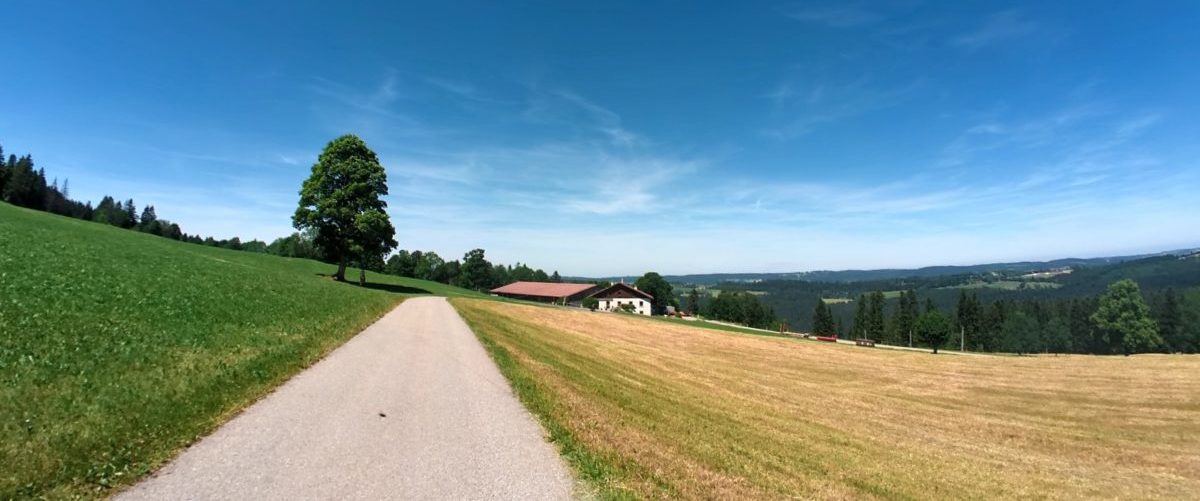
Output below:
[1091,279,1162,355]
[812,299,836,336]
[293,134,396,281]
[635,272,674,315]
[917,307,951,354]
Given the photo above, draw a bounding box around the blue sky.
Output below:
[3,1,1199,276]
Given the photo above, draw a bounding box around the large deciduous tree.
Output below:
[457,248,493,290]
[917,306,951,354]
[634,272,674,315]
[1091,279,1162,355]
[293,134,396,282]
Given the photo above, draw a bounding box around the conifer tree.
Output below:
[812,299,836,336]
[867,291,885,341]
[1156,289,1185,352]
[853,294,868,338]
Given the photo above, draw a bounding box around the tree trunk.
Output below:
[359,266,366,287]
[334,259,347,281]
[932,347,939,354]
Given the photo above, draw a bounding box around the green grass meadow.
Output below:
[0,202,479,498]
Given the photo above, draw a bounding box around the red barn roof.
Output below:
[490,281,600,299]
[592,282,654,300]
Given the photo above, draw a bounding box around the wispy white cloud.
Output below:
[422,76,518,107]
[277,153,302,166]
[423,77,475,98]
[782,4,884,28]
[522,89,643,147]
[306,70,411,121]
[938,102,1111,167]
[764,78,923,139]
[952,9,1039,51]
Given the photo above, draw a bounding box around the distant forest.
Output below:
[0,142,266,249]
[683,254,1200,355]
[0,142,556,291]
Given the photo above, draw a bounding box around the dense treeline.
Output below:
[0,142,292,253]
[382,247,565,292]
[703,291,777,329]
[687,253,1200,354]
[721,254,1200,335]
[808,280,1199,355]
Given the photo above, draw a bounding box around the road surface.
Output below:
[119,296,573,500]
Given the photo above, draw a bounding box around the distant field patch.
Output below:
[949,280,1063,290]
[821,297,853,304]
[675,286,720,297]
[454,298,1200,499]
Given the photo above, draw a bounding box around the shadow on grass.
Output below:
[314,273,433,295]
[360,282,432,295]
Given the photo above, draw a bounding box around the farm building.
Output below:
[490,281,602,304]
[592,283,654,316]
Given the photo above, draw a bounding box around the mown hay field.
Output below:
[453,298,1200,500]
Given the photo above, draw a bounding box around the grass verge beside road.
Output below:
[0,203,465,498]
[452,297,1200,499]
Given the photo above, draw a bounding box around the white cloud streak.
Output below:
[952,9,1039,51]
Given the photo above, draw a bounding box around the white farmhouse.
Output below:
[592,283,654,316]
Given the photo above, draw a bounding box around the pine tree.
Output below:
[956,290,982,352]
[852,294,868,338]
[892,290,918,347]
[866,291,885,341]
[0,143,6,194]
[139,205,159,234]
[2,155,45,209]
[122,199,138,229]
[139,205,157,226]
[1156,289,1186,352]
[686,289,700,316]
[812,299,835,336]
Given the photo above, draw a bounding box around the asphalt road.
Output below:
[119,296,574,500]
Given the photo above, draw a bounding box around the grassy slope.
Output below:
[0,203,480,498]
[453,298,1200,500]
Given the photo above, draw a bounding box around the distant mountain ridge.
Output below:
[577,247,1200,285]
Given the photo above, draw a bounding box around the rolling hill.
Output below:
[0,202,479,498]
[580,248,1200,285]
